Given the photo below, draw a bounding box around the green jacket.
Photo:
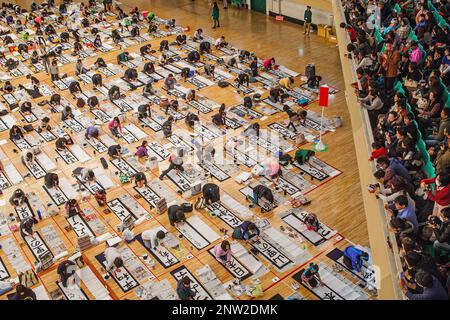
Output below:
[212,7,219,19]
[295,149,314,164]
[304,9,312,23]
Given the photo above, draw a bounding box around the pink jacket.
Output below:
[214,244,231,263]
[108,119,122,132]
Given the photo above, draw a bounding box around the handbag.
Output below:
[295,133,306,145]
[404,78,418,89]
[417,97,429,111]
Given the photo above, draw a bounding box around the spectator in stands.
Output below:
[387,195,419,233]
[430,207,450,257]
[421,173,450,216]
[425,108,450,146]
[376,155,412,183]
[401,270,448,300]
[379,41,400,93]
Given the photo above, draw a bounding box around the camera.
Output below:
[428,215,440,226]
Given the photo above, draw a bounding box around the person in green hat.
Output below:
[212,1,220,29]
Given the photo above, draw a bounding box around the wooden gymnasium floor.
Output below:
[0,0,372,300]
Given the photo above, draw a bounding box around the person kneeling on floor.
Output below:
[168,204,187,227]
[232,221,260,243]
[343,245,369,274]
[247,184,275,209]
[301,263,323,288]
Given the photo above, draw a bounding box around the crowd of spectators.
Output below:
[341,0,450,299]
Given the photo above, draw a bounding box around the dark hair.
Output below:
[400,237,416,251]
[376,156,389,166]
[308,262,319,272]
[87,170,95,180]
[439,173,450,186]
[395,195,408,207]
[415,271,433,288]
[16,284,25,294]
[441,207,450,219]
[405,251,421,267]
[156,230,166,240]
[390,217,407,230]
[372,141,382,149]
[221,240,230,251]
[373,169,385,179]
[113,257,123,268]
[443,108,450,118]
[182,276,191,285]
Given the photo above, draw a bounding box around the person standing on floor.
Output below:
[303,6,312,36]
[223,0,228,9]
[212,2,220,29]
[159,148,185,180]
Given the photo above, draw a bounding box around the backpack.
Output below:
[100,157,108,169]
[119,172,130,184]
[218,81,229,88]
[181,202,193,212]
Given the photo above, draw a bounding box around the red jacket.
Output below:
[370,146,387,160]
[421,177,450,206]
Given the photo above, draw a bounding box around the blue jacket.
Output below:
[397,204,418,231]
[389,158,411,182]
[343,246,365,272]
[240,221,260,241]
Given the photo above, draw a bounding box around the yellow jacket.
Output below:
[279,77,293,89]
